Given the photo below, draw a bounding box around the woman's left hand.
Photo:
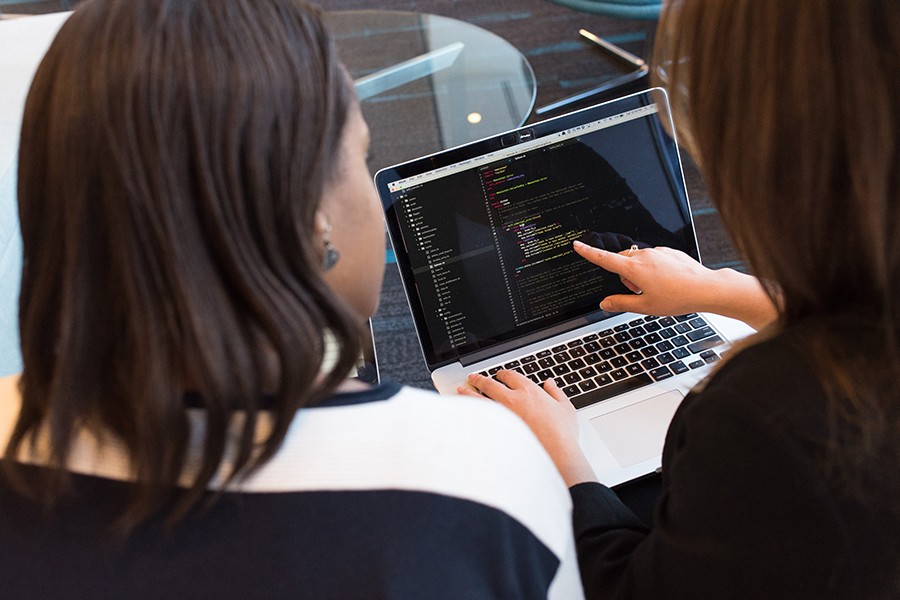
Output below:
[458,370,597,487]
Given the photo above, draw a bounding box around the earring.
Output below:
[322,223,340,271]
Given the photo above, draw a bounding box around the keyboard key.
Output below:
[629,338,648,350]
[672,335,689,347]
[701,350,721,364]
[554,377,566,387]
[675,314,698,322]
[657,340,674,352]
[600,348,616,359]
[630,326,647,337]
[611,369,628,381]
[563,384,581,396]
[503,360,521,369]
[584,341,601,352]
[595,374,612,386]
[688,360,705,369]
[660,327,677,339]
[626,364,644,376]
[552,344,568,353]
[614,332,631,343]
[554,351,572,362]
[611,356,628,368]
[687,335,724,354]
[523,362,541,374]
[564,372,581,385]
[598,329,614,337]
[613,324,629,332]
[552,364,571,375]
[569,358,587,370]
[536,350,551,359]
[567,339,584,348]
[584,352,602,365]
[644,315,660,321]
[488,366,502,375]
[650,366,673,381]
[672,347,690,359]
[670,361,689,374]
[624,351,643,363]
[538,357,555,369]
[527,374,541,384]
[579,366,598,379]
[644,321,662,332]
[521,355,537,364]
[600,336,617,348]
[640,346,659,358]
[579,379,599,393]
[674,323,692,334]
[645,332,662,344]
[659,317,676,327]
[569,347,587,358]
[583,333,598,342]
[627,317,645,327]
[614,343,631,355]
[596,361,612,373]
[478,371,488,378]
[687,327,715,342]
[537,368,553,380]
[657,352,675,364]
[688,317,707,329]
[570,374,654,409]
[641,357,660,369]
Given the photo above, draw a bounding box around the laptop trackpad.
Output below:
[589,390,684,468]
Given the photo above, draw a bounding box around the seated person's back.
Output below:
[0,1,581,597]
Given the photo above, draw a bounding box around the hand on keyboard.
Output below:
[458,370,597,487]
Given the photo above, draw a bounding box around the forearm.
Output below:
[697,268,777,331]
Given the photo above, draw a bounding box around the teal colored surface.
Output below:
[545,0,662,20]
[0,159,22,377]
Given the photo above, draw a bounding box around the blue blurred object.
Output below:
[545,0,662,20]
[0,160,22,377]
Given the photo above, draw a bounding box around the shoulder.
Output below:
[244,383,576,564]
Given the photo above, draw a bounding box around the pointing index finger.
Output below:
[573,240,632,277]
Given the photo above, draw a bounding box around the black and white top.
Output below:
[0,377,583,599]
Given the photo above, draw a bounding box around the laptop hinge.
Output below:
[458,310,619,367]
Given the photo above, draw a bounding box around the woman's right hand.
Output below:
[573,241,778,331]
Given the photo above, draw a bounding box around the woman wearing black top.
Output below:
[463,1,900,597]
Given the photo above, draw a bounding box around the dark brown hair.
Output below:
[655,1,900,509]
[6,0,360,528]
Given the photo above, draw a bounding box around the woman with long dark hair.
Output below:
[464,1,900,597]
[0,1,582,597]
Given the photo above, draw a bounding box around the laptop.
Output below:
[375,88,753,486]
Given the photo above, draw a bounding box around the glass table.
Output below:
[327,11,536,173]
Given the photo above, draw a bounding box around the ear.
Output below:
[314,210,330,238]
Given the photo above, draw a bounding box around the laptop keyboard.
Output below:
[475,314,724,410]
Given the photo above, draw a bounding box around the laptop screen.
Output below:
[376,89,698,368]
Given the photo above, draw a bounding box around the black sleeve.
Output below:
[569,343,854,600]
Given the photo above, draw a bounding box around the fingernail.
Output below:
[573,240,585,249]
[600,300,610,310]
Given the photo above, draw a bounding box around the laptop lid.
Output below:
[376,88,699,373]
